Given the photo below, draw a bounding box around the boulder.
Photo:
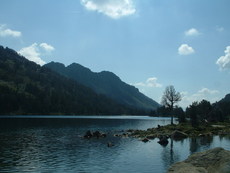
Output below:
[84,130,93,138]
[93,131,107,138]
[171,130,188,140]
[101,133,107,138]
[167,147,230,173]
[93,131,101,138]
[84,130,106,139]
[114,134,120,137]
[158,136,169,146]
[141,138,150,143]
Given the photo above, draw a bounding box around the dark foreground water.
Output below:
[0,116,230,173]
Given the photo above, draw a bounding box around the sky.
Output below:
[0,0,230,108]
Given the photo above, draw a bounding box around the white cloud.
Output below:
[216,46,230,70]
[197,88,219,95]
[178,44,195,55]
[185,28,200,36]
[180,88,220,108]
[18,43,55,66]
[0,24,22,38]
[18,43,46,66]
[40,43,55,52]
[81,0,136,19]
[134,77,162,88]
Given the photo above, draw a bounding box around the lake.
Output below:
[0,116,230,173]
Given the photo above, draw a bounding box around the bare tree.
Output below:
[161,85,181,125]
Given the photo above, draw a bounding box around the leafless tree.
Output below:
[161,85,181,125]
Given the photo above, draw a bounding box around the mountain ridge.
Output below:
[0,45,146,115]
[44,61,159,111]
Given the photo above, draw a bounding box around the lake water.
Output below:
[0,116,230,173]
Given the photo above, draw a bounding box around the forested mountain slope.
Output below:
[0,46,145,115]
[45,62,159,111]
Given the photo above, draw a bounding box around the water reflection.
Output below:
[189,136,214,154]
[161,139,180,170]
[0,117,230,173]
[161,135,217,171]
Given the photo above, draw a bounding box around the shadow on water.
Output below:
[161,139,180,170]
[190,136,214,154]
[161,135,216,171]
[1,116,230,173]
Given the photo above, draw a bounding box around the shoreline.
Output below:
[128,122,230,139]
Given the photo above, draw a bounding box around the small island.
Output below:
[128,121,230,140]
[127,86,230,143]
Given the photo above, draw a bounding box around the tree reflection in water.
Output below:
[161,135,216,170]
[189,136,214,154]
[161,138,180,170]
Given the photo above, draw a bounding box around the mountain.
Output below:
[0,45,145,115]
[216,93,230,118]
[220,94,230,102]
[44,62,159,111]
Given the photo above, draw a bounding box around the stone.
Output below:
[171,130,188,140]
[167,147,230,173]
[101,133,106,138]
[93,131,101,138]
[84,130,93,138]
[114,134,120,137]
[141,138,150,143]
[158,136,169,146]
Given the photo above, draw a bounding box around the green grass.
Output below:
[129,122,230,139]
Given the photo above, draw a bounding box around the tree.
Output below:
[196,100,212,122]
[161,85,181,125]
[174,107,186,123]
[186,102,199,127]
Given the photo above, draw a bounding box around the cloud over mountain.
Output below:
[81,0,136,19]
[0,24,22,38]
[18,43,55,66]
[181,88,220,108]
[134,77,162,88]
[40,43,55,52]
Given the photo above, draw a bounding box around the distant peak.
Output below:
[47,61,65,66]
[67,63,92,73]
[68,62,84,68]
[99,71,121,80]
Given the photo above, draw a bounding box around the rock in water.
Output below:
[84,130,93,138]
[141,138,150,143]
[158,136,169,146]
[93,131,101,138]
[171,130,188,140]
[167,147,230,173]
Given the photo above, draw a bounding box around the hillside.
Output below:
[0,46,144,115]
[220,94,230,102]
[44,62,159,111]
[215,93,230,119]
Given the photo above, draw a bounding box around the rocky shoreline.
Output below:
[82,122,230,146]
[127,122,230,143]
[167,147,230,173]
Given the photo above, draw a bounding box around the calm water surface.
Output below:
[0,116,230,173]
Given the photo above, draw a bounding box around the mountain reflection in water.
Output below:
[0,116,230,173]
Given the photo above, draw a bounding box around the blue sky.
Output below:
[0,0,230,108]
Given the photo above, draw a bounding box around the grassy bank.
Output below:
[129,122,230,139]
